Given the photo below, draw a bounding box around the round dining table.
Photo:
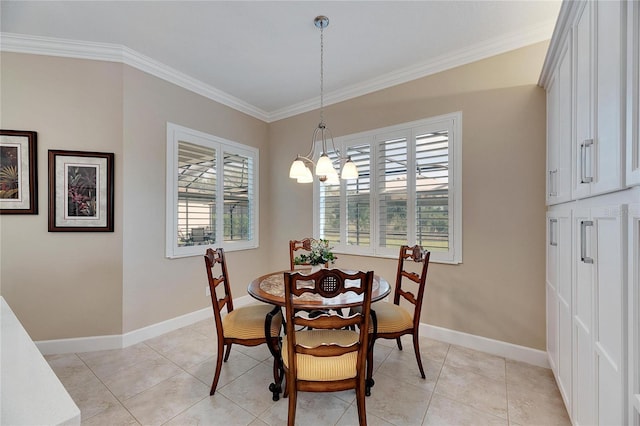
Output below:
[246,268,391,400]
[247,269,391,309]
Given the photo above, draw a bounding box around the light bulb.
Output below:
[340,158,359,180]
[297,166,314,183]
[315,154,335,176]
[325,170,340,185]
[289,159,306,179]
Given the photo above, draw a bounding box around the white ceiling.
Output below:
[1,1,561,121]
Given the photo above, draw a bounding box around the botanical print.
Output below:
[50,150,113,231]
[0,145,20,199]
[0,130,35,214]
[66,164,98,218]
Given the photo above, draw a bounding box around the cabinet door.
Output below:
[547,213,560,369]
[629,203,640,425]
[548,208,573,413]
[627,1,640,187]
[557,40,573,203]
[573,0,625,198]
[573,207,595,425]
[592,205,625,425]
[546,28,571,205]
[573,203,626,425]
[547,75,561,205]
[574,2,593,199]
[592,1,624,196]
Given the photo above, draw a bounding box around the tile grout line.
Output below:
[420,343,451,424]
[218,360,280,421]
[504,359,512,426]
[71,351,144,424]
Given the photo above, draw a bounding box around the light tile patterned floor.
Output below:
[46,319,571,425]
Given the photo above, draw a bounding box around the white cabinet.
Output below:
[542,1,636,424]
[547,38,573,205]
[573,1,625,199]
[573,203,626,425]
[627,1,640,186]
[629,203,640,425]
[546,207,572,410]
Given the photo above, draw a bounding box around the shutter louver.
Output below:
[224,151,253,242]
[346,144,371,247]
[319,151,341,245]
[415,131,449,251]
[177,141,216,247]
[378,136,408,248]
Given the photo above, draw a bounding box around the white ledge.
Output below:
[1,297,80,425]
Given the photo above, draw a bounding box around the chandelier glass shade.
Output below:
[289,16,359,183]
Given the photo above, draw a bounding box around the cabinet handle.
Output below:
[549,218,558,246]
[580,220,594,264]
[549,170,558,197]
[580,139,594,184]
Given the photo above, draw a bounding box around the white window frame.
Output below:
[166,122,259,258]
[313,112,462,264]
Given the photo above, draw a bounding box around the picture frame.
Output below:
[48,150,114,232]
[0,130,38,214]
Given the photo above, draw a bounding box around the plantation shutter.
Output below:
[346,143,371,247]
[415,130,450,251]
[177,141,216,247]
[319,150,341,245]
[377,133,409,248]
[223,151,253,242]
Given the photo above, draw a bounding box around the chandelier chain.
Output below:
[320,23,324,125]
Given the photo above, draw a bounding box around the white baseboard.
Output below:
[35,295,256,355]
[35,333,124,355]
[37,298,548,369]
[121,307,213,348]
[421,323,549,368]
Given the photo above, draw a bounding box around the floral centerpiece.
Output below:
[294,239,336,270]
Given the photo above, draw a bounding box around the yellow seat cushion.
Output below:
[223,304,282,340]
[282,329,360,381]
[371,302,414,334]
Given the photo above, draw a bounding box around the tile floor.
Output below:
[46,318,571,425]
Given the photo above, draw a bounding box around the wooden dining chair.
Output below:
[204,248,283,395]
[282,268,374,426]
[289,238,329,269]
[366,245,431,395]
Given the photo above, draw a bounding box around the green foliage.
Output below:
[294,239,336,266]
[0,165,19,199]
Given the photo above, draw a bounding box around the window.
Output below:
[166,123,258,258]
[314,112,462,263]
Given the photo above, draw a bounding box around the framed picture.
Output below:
[0,130,38,214]
[48,150,114,232]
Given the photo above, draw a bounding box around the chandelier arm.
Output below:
[323,126,346,161]
[297,155,315,165]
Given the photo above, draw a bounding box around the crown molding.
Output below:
[2,18,555,124]
[0,32,270,122]
[538,1,582,88]
[269,18,557,122]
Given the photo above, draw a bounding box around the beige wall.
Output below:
[120,66,270,332]
[0,53,124,339]
[1,41,548,350]
[268,41,549,349]
[0,53,271,338]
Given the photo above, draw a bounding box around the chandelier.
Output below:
[289,15,358,184]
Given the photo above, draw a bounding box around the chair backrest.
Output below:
[394,245,431,326]
[283,268,374,364]
[204,248,234,327]
[289,238,319,269]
